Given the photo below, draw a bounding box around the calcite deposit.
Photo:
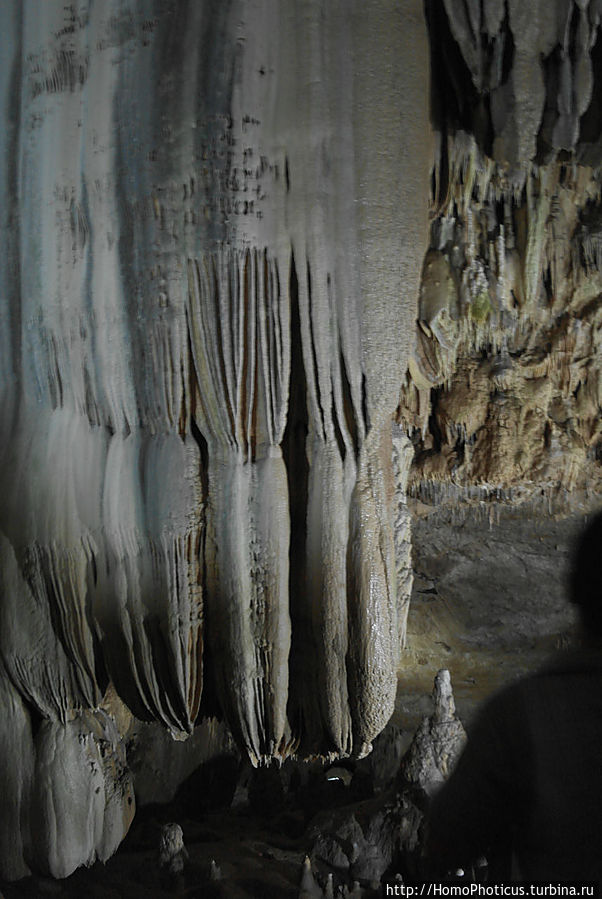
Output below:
[403,0,602,504]
[401,137,602,503]
[0,0,430,880]
[0,0,601,884]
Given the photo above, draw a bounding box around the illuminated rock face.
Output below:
[398,0,602,742]
[1,0,601,882]
[0,0,430,879]
[403,0,602,503]
[402,139,602,503]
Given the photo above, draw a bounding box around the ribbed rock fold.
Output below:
[0,0,430,878]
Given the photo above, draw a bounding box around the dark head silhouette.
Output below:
[569,511,602,637]
[427,509,602,883]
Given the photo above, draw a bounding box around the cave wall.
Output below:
[402,141,602,502]
[403,0,602,501]
[394,0,602,742]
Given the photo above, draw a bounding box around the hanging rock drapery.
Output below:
[0,0,431,878]
[187,248,292,764]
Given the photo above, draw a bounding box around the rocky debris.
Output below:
[307,788,418,890]
[0,672,468,897]
[301,671,465,891]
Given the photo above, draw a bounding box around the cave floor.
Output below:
[2,785,397,899]
[0,638,548,899]
[0,648,564,899]
[395,503,582,728]
[2,806,309,898]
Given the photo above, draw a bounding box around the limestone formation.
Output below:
[403,1,602,509]
[401,137,602,506]
[158,822,188,876]
[0,0,431,879]
[399,669,467,797]
[299,855,322,899]
[303,671,464,892]
[210,858,223,881]
[0,678,134,881]
[1,0,601,885]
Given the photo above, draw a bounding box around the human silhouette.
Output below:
[425,511,602,882]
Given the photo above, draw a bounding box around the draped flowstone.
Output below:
[0,0,431,878]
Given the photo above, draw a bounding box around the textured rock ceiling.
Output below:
[0,0,601,882]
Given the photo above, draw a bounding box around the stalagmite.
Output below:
[158,823,188,876]
[299,855,322,899]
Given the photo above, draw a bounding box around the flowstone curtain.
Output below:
[0,0,431,877]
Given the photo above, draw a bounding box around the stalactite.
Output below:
[401,126,602,507]
[187,248,291,764]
